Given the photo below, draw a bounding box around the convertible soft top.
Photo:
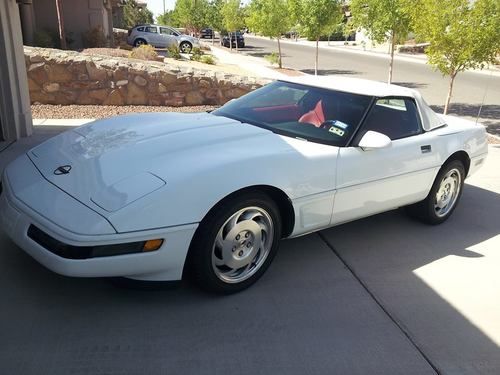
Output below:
[280,76,446,131]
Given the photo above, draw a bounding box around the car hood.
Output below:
[28,112,271,213]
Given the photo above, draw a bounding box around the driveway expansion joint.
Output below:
[317,231,441,375]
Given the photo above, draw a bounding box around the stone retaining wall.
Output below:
[24,47,266,106]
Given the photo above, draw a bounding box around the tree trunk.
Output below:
[55,0,67,49]
[388,30,396,84]
[229,32,233,51]
[212,31,214,46]
[315,38,319,75]
[277,36,283,69]
[444,72,457,115]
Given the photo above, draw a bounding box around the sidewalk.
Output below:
[208,43,289,80]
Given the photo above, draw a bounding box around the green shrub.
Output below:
[34,29,59,48]
[82,26,107,48]
[191,47,204,62]
[167,44,181,60]
[265,52,280,66]
[129,44,158,61]
[200,55,216,65]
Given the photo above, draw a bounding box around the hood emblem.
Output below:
[54,165,72,175]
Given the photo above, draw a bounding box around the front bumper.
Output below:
[0,157,198,281]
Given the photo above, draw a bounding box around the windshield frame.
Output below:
[213,81,375,147]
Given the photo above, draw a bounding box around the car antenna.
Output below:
[475,69,494,126]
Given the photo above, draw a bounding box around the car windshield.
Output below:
[213,81,373,147]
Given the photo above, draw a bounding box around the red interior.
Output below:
[298,100,325,127]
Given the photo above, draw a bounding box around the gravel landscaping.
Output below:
[31,104,219,119]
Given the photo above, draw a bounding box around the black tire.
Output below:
[134,38,147,47]
[179,41,192,53]
[405,160,465,225]
[187,192,282,294]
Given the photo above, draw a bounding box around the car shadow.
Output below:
[320,183,500,373]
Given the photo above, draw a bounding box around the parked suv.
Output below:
[200,28,214,39]
[221,32,245,48]
[127,24,200,53]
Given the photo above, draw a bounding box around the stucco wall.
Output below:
[33,0,110,48]
[25,47,267,106]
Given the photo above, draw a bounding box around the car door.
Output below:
[331,97,441,225]
[159,27,178,48]
[144,26,160,46]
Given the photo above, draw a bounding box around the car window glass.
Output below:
[212,81,373,147]
[145,26,157,33]
[245,85,307,107]
[160,27,175,35]
[136,27,144,32]
[360,98,421,140]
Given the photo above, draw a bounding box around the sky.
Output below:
[144,0,176,16]
[144,0,251,17]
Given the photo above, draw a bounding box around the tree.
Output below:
[206,0,225,44]
[411,0,500,114]
[172,0,210,34]
[157,10,175,26]
[246,0,291,68]
[122,0,154,29]
[350,0,412,83]
[299,0,342,75]
[221,0,245,51]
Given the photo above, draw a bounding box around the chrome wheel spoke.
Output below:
[211,206,274,284]
[434,168,461,218]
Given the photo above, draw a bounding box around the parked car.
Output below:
[0,77,488,293]
[221,32,245,48]
[127,24,199,53]
[200,28,214,39]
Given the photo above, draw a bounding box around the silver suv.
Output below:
[127,24,200,53]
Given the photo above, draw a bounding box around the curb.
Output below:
[33,119,94,126]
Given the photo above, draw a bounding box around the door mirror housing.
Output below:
[358,131,392,151]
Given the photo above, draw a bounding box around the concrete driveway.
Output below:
[1,125,499,375]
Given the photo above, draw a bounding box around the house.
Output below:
[18,0,127,49]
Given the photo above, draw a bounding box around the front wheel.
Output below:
[406,160,465,225]
[179,41,192,53]
[188,192,282,293]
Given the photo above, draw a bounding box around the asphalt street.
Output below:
[242,36,500,135]
[0,125,499,374]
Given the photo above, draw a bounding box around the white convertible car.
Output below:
[0,76,488,293]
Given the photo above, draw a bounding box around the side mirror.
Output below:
[358,130,392,151]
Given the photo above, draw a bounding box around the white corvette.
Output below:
[0,76,488,293]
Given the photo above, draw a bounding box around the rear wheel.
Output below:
[188,192,282,293]
[406,160,465,225]
[134,38,147,47]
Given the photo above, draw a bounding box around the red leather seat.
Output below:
[298,100,325,127]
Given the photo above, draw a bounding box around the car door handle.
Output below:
[421,145,432,153]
